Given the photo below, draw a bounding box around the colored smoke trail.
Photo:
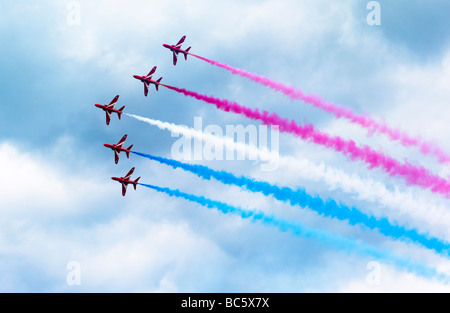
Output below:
[189,53,450,164]
[164,85,450,198]
[132,151,450,256]
[125,113,450,239]
[140,183,445,281]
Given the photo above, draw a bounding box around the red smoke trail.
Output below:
[189,53,450,164]
[164,84,450,198]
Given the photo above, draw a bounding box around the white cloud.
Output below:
[339,265,450,293]
[70,217,232,292]
[386,51,450,152]
[0,141,232,291]
[0,142,110,211]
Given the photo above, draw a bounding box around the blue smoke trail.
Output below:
[132,151,450,257]
[140,183,446,282]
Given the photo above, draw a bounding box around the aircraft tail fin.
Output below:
[134,177,141,189]
[184,47,191,60]
[156,77,163,91]
[126,145,133,158]
[118,106,125,120]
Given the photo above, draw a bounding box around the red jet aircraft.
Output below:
[111,167,141,196]
[104,134,133,164]
[133,66,163,97]
[163,36,191,66]
[94,95,125,125]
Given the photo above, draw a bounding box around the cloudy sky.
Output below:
[1,0,450,292]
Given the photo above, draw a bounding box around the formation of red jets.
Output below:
[94,36,190,196]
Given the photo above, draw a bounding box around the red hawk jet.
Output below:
[94,95,125,125]
[133,66,163,97]
[104,134,133,164]
[111,167,141,196]
[163,36,191,66]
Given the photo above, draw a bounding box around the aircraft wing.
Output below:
[122,182,128,196]
[144,82,149,97]
[146,66,157,78]
[105,111,111,125]
[124,167,135,180]
[117,134,128,147]
[114,150,120,164]
[107,95,120,108]
[175,36,186,48]
[173,51,178,66]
